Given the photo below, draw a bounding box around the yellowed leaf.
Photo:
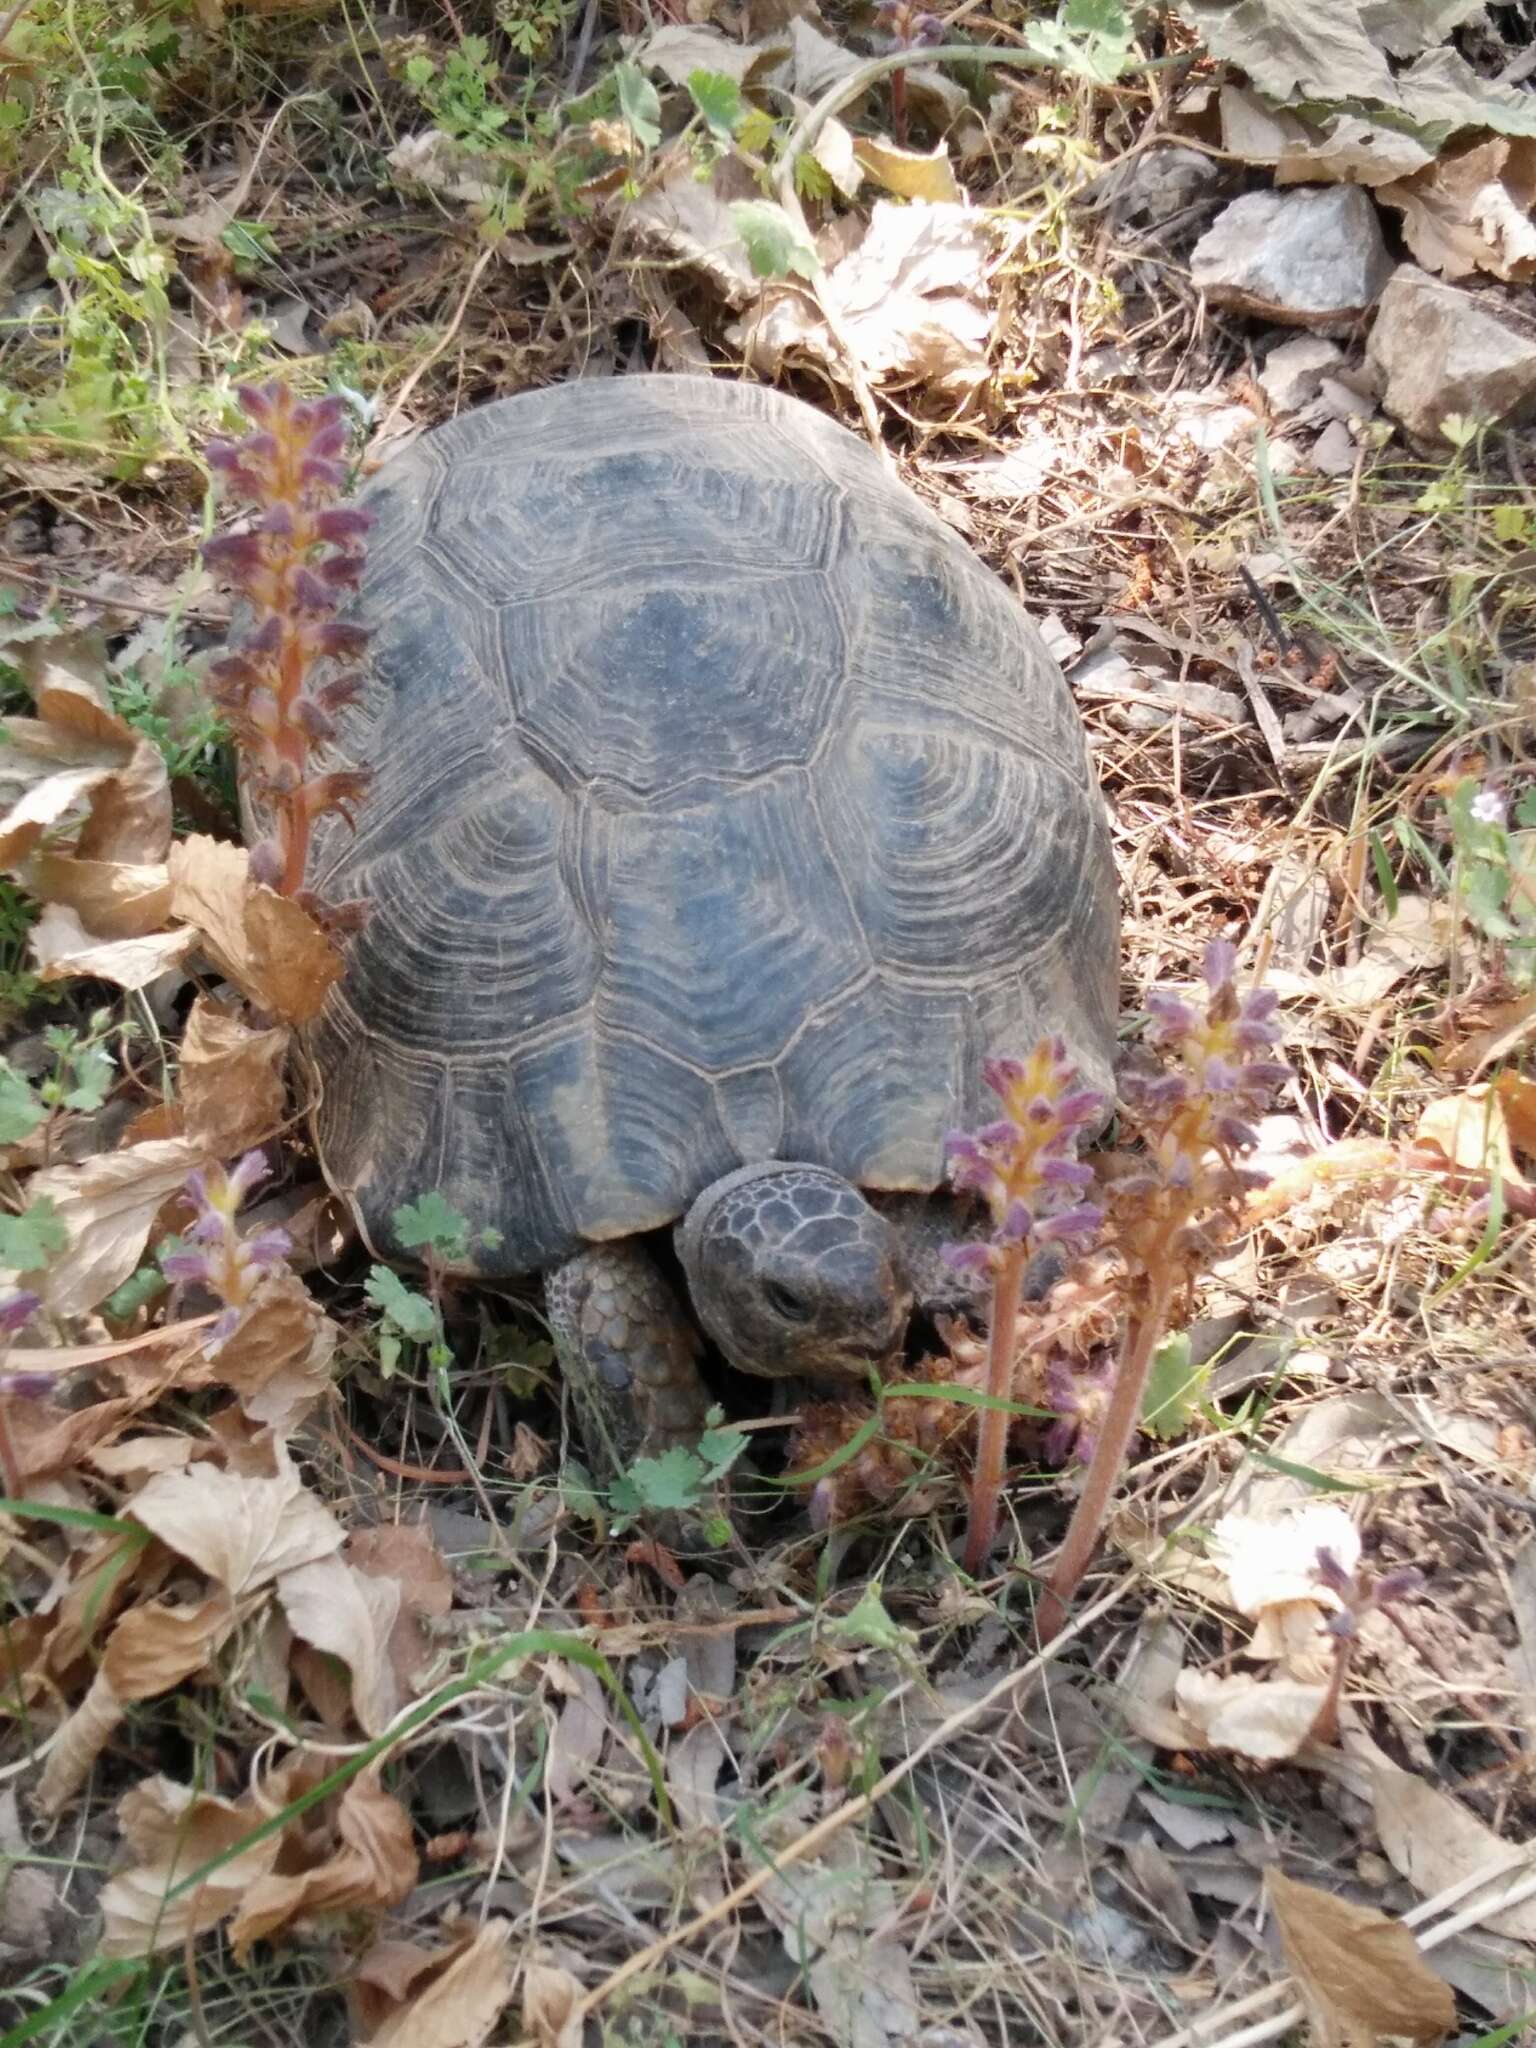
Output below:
[167,835,343,1024]
[362,1920,516,2048]
[179,996,290,1155]
[30,902,198,991]
[29,853,173,936]
[210,1266,336,1433]
[24,1139,209,1317]
[1173,1668,1328,1759]
[99,1775,284,1959]
[1267,1866,1455,2047]
[129,1454,343,1595]
[277,1554,402,1736]
[522,1957,584,2048]
[852,136,962,203]
[228,1770,418,1957]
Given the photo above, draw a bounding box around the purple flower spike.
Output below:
[0,1288,40,1337]
[1203,938,1237,991]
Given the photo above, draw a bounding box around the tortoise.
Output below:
[303,375,1119,1466]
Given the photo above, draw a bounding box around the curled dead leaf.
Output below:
[99,1774,285,1959]
[179,996,290,1155]
[1173,1668,1329,1760]
[277,1553,402,1736]
[24,1138,210,1318]
[167,835,342,1024]
[0,629,171,873]
[30,904,197,992]
[210,1265,337,1433]
[129,1452,343,1595]
[28,853,172,938]
[1267,1865,1455,2047]
[852,136,962,204]
[34,1595,232,1817]
[521,1956,584,2048]
[228,1769,417,1958]
[358,1919,516,2048]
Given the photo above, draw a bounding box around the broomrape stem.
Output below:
[1037,1270,1176,1642]
[961,1240,1026,1576]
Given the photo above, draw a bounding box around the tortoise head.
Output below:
[676,1162,912,1382]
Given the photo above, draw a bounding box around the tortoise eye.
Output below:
[764,1279,813,1324]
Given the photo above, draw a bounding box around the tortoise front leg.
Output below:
[546,1242,713,1478]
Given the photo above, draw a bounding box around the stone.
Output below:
[1259,335,1343,412]
[1191,185,1395,331]
[1103,144,1220,229]
[1310,419,1359,476]
[1366,263,1536,442]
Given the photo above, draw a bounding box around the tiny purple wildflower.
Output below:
[0,1289,39,1338]
[943,1038,1106,1269]
[1042,1353,1116,1465]
[162,1154,292,1355]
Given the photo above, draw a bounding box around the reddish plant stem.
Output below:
[961,1240,1026,1576]
[1036,1268,1176,1641]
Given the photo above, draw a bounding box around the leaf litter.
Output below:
[4,2,1536,2046]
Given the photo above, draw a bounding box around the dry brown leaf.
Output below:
[1362,1742,1536,1940]
[521,1957,583,2048]
[1267,1866,1455,2046]
[24,1139,209,1317]
[1,1389,147,1483]
[129,1455,343,1595]
[1439,991,1536,1075]
[179,996,290,1155]
[30,904,197,991]
[361,1919,516,2048]
[0,631,170,872]
[1413,1083,1526,1184]
[167,835,342,1024]
[276,1554,402,1736]
[210,1265,336,1433]
[852,136,961,203]
[99,1775,285,1959]
[348,1522,453,1697]
[29,853,173,937]
[1378,137,1536,283]
[1173,1668,1328,1760]
[34,1595,231,1816]
[228,1770,417,1957]
[735,201,1008,399]
[86,1434,201,1478]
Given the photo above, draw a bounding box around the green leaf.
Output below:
[1140,1330,1208,1441]
[392,1192,471,1262]
[1491,503,1530,544]
[0,1197,68,1274]
[1463,859,1515,939]
[1517,788,1536,830]
[1024,0,1135,84]
[0,1060,43,1146]
[687,69,744,142]
[1368,827,1399,917]
[824,1581,916,1653]
[61,1040,113,1112]
[364,1265,439,1343]
[696,1422,749,1479]
[220,220,280,271]
[728,199,818,280]
[610,1444,706,1514]
[615,61,662,149]
[1246,1450,1375,1495]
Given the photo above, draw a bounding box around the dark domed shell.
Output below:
[307,376,1118,1273]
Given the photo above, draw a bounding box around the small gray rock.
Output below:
[1259,335,1342,412]
[1104,144,1220,229]
[1310,419,1359,476]
[1192,185,1394,331]
[1366,263,1536,442]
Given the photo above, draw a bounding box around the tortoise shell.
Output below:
[306,376,1119,1272]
